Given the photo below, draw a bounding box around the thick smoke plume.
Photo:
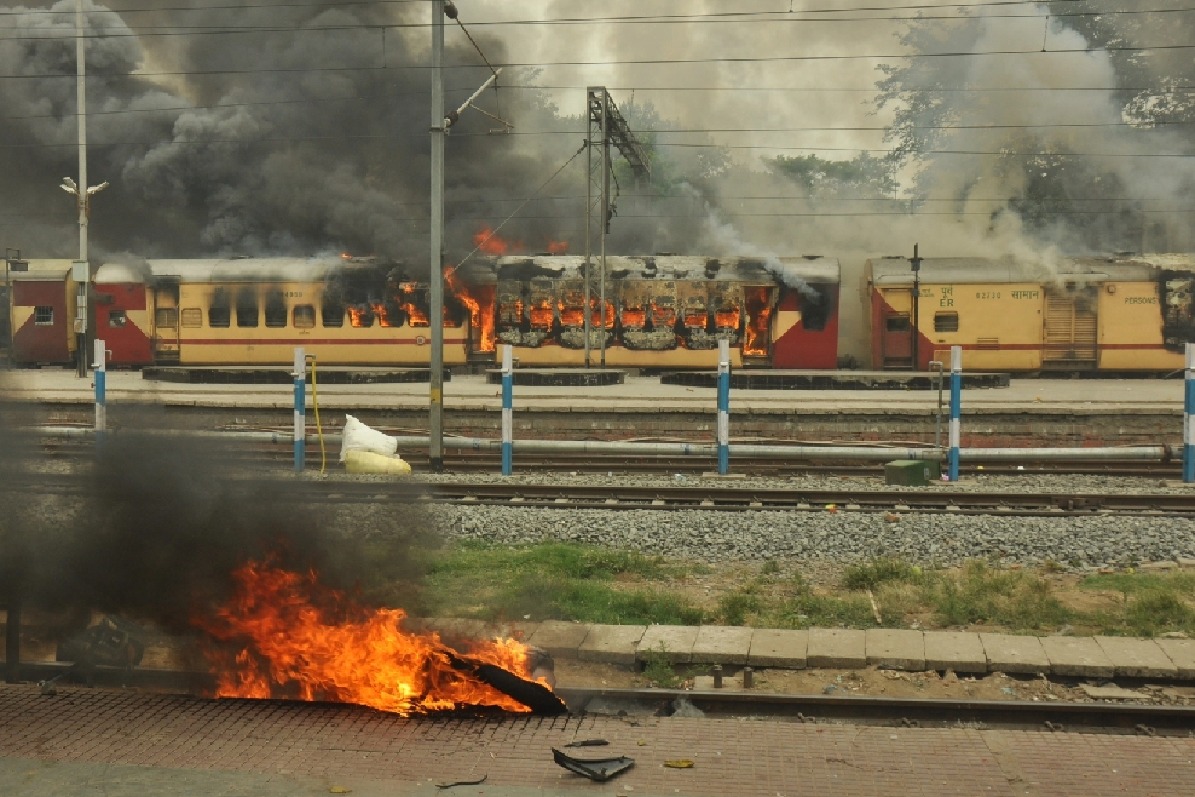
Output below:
[0,401,437,634]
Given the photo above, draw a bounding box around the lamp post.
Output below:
[59,177,107,377]
[910,243,922,371]
[4,248,27,362]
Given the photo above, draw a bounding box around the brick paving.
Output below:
[1,685,1193,796]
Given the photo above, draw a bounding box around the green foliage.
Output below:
[717,585,763,626]
[769,152,898,199]
[421,542,705,625]
[841,557,921,590]
[1125,590,1195,637]
[923,561,1070,630]
[640,645,683,688]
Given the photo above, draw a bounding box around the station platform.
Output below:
[2,679,1193,797]
[427,619,1195,681]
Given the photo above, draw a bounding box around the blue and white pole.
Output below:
[501,344,514,476]
[948,344,962,481]
[92,338,106,442]
[293,347,306,473]
[717,338,730,475]
[1185,343,1195,483]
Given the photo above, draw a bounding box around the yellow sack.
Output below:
[344,449,412,476]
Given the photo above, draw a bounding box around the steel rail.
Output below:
[8,662,1194,736]
[5,474,1195,516]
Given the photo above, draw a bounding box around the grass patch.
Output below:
[1078,570,1195,636]
[921,561,1071,630]
[841,557,922,590]
[420,541,705,625]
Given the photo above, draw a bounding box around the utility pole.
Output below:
[429,0,446,472]
[583,88,650,368]
[910,243,922,371]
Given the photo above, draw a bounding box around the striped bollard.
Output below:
[1185,343,1195,483]
[717,338,730,475]
[293,347,306,473]
[501,344,514,476]
[93,339,106,442]
[948,345,962,481]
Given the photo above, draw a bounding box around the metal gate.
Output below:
[1042,285,1097,370]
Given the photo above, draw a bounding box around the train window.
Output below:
[885,313,910,332]
[180,308,202,328]
[209,288,231,328]
[109,310,127,328]
[934,312,959,333]
[294,304,316,329]
[236,290,259,328]
[33,305,53,325]
[156,308,178,328]
[264,291,287,328]
[321,301,344,327]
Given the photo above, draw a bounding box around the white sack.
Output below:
[340,413,399,462]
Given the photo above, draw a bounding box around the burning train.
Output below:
[3,253,840,371]
[8,250,1195,373]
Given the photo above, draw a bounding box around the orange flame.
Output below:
[193,562,542,716]
[445,266,495,351]
[546,239,569,255]
[621,308,647,328]
[744,287,772,356]
[529,300,554,329]
[474,226,517,255]
[651,302,676,327]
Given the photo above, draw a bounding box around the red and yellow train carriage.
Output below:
[866,254,1195,372]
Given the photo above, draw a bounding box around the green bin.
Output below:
[884,459,939,486]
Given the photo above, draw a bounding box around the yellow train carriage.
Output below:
[867,254,1195,372]
[147,258,470,367]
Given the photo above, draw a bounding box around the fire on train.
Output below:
[2,254,840,370]
[6,251,1195,373]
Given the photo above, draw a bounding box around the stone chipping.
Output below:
[336,471,1195,571]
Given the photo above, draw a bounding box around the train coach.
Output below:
[7,253,841,371]
[461,254,840,370]
[866,254,1195,372]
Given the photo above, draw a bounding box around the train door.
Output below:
[1042,284,1097,370]
[880,287,914,368]
[152,278,180,363]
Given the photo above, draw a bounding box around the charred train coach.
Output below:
[866,254,1195,372]
[4,255,840,370]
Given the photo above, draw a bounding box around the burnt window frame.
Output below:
[321,299,345,327]
[293,304,316,329]
[885,313,911,332]
[235,289,259,328]
[264,290,288,328]
[108,309,128,328]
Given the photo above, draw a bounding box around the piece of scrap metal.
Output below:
[564,738,610,747]
[552,747,635,782]
[436,774,487,789]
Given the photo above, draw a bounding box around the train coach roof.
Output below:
[484,254,839,283]
[4,259,75,280]
[868,254,1195,284]
[100,257,359,283]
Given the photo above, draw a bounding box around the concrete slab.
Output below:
[1157,638,1195,679]
[480,620,540,644]
[979,633,1050,674]
[1081,684,1157,701]
[1039,636,1115,678]
[923,631,988,673]
[691,625,755,665]
[865,629,925,671]
[1093,636,1179,679]
[747,629,808,669]
[527,620,590,658]
[637,625,699,664]
[807,628,866,669]
[577,624,647,665]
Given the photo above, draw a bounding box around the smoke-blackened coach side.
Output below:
[767,256,840,369]
[93,262,155,367]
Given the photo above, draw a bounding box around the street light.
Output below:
[59,177,106,376]
[4,248,27,362]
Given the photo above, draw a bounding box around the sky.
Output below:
[0,1,1191,268]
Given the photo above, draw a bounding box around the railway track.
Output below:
[9,661,1195,736]
[7,474,1195,516]
[25,433,1188,478]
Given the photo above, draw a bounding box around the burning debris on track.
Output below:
[194,560,565,716]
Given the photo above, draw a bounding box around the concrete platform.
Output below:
[576,623,646,665]
[979,633,1050,674]
[1094,636,1180,679]
[865,629,925,671]
[924,630,988,673]
[1039,636,1116,678]
[526,620,590,657]
[747,628,809,669]
[1158,638,1195,678]
[660,369,1011,391]
[807,628,867,669]
[691,625,755,665]
[636,624,699,664]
